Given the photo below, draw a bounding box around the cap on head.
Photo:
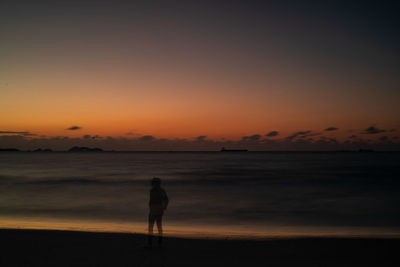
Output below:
[151,177,161,186]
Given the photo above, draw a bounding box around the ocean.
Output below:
[0,152,399,238]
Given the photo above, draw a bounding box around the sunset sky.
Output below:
[1,1,399,150]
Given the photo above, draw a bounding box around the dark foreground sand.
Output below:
[1,229,399,266]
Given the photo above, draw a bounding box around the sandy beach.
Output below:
[1,229,399,266]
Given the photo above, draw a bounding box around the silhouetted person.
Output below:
[148,177,169,247]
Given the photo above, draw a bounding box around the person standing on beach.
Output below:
[148,177,169,247]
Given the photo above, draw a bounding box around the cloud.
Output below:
[1,128,400,151]
[324,127,338,131]
[286,130,316,140]
[379,136,389,141]
[363,126,386,134]
[265,131,279,137]
[0,131,36,136]
[139,135,155,141]
[196,136,207,141]
[242,134,261,141]
[329,138,338,144]
[66,126,82,131]
[83,135,101,140]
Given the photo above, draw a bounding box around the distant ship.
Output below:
[220,147,248,152]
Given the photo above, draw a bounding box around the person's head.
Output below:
[151,177,161,187]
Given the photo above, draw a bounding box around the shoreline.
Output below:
[1,228,399,266]
[2,217,400,240]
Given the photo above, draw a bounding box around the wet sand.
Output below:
[1,229,399,266]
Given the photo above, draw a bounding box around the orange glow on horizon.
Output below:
[1,216,399,239]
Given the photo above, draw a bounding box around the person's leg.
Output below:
[155,215,163,246]
[156,215,163,235]
[148,214,155,246]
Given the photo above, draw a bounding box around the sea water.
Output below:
[0,152,399,238]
